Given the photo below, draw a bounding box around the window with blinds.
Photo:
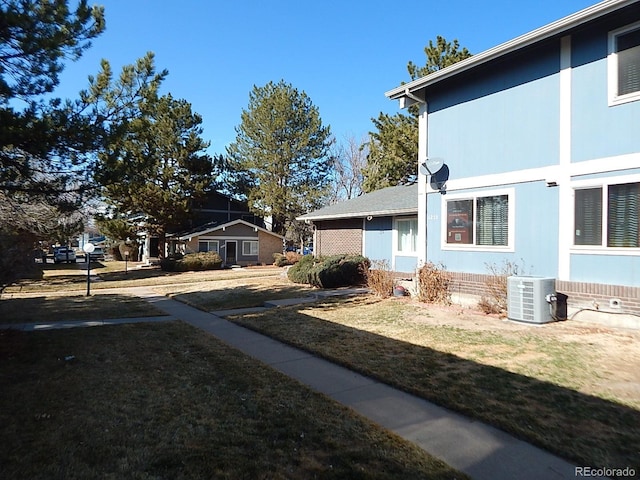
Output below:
[609,22,640,105]
[608,183,639,247]
[445,193,510,247]
[476,195,509,246]
[617,27,640,97]
[574,182,639,248]
[575,188,602,245]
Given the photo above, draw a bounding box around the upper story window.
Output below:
[442,189,513,251]
[574,182,639,249]
[608,21,640,106]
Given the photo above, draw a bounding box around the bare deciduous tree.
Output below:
[330,135,367,202]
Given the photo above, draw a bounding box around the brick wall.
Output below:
[447,271,640,315]
[448,272,495,298]
[258,231,283,265]
[314,219,362,256]
[555,280,640,314]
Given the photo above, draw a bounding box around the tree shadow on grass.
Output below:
[170,283,319,311]
[0,294,167,324]
[227,297,640,470]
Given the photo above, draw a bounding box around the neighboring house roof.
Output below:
[297,183,418,221]
[386,0,639,103]
[172,219,284,241]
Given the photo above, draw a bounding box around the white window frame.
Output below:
[441,188,515,252]
[198,239,219,253]
[607,20,640,106]
[393,217,418,254]
[571,174,640,256]
[242,240,259,256]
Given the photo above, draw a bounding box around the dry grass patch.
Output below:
[155,276,318,311]
[5,264,283,294]
[228,295,640,468]
[0,293,166,324]
[0,322,465,480]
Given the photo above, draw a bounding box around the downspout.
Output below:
[417,101,429,270]
[558,35,572,281]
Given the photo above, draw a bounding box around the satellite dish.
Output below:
[420,157,444,176]
[430,164,449,192]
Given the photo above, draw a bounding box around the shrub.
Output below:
[273,251,303,267]
[160,251,223,272]
[288,254,370,288]
[273,253,287,267]
[367,260,395,298]
[287,254,316,284]
[417,262,451,304]
[479,259,527,314]
[285,251,302,264]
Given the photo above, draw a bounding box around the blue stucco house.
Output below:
[385,0,640,315]
[298,183,418,273]
[303,0,640,317]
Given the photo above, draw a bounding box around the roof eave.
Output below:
[386,0,637,101]
[298,207,417,222]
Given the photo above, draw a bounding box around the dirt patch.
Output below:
[407,299,640,408]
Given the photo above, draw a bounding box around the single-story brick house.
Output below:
[170,219,284,267]
[298,183,418,273]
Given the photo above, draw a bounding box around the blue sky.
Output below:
[55,0,597,155]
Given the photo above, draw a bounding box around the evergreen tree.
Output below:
[0,0,105,290]
[0,0,105,203]
[363,37,471,192]
[407,35,472,80]
[227,80,332,235]
[95,91,214,257]
[362,113,418,193]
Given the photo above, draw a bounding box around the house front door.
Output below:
[225,241,236,265]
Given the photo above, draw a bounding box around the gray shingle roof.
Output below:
[298,183,417,221]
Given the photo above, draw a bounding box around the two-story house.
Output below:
[383,0,640,316]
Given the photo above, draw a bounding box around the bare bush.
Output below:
[479,259,527,314]
[417,262,451,304]
[366,260,395,298]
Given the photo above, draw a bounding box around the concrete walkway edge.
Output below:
[4,286,605,480]
[130,287,595,480]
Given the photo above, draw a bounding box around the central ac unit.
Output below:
[507,276,556,324]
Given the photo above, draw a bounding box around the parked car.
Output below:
[89,247,105,261]
[53,247,76,264]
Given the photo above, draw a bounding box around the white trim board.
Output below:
[434,153,640,193]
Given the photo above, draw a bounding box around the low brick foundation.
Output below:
[555,280,640,315]
[446,272,640,316]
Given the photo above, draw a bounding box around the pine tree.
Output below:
[227,80,332,235]
[95,92,214,257]
[363,37,471,192]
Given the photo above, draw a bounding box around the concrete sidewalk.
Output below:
[129,287,590,480]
